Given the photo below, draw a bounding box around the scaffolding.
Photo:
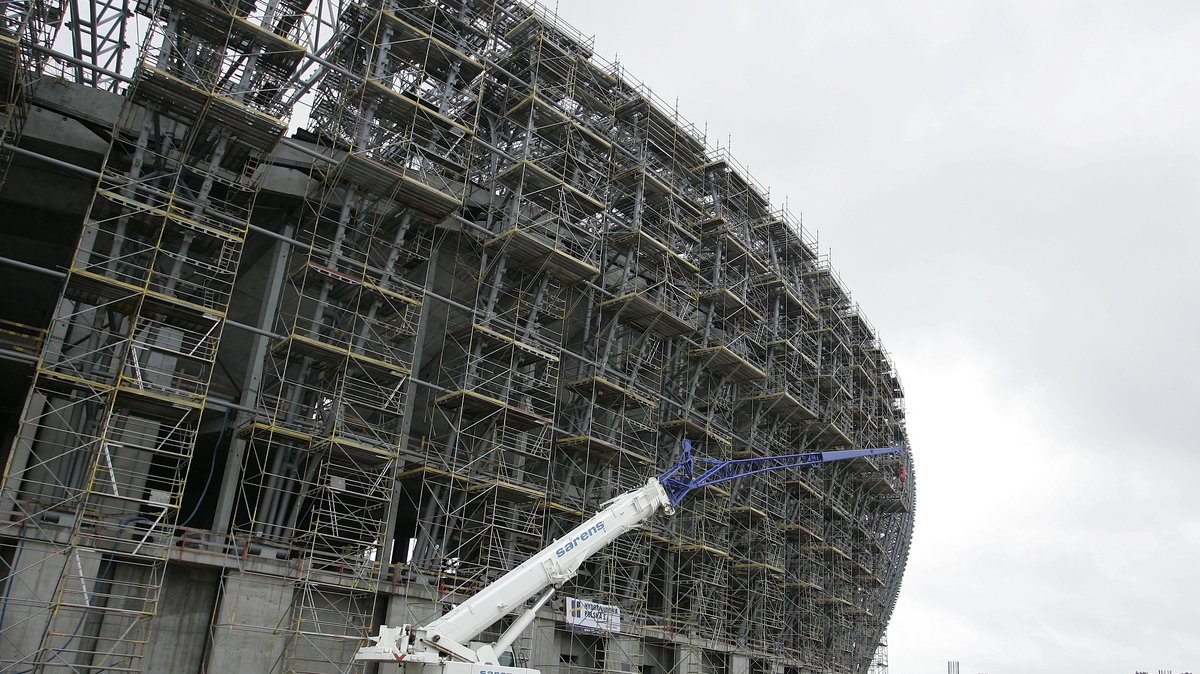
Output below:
[0,0,62,181]
[0,1,915,673]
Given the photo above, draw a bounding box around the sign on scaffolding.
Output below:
[564,597,621,634]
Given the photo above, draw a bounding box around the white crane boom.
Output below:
[355,479,670,665]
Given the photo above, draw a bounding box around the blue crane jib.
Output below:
[657,439,904,507]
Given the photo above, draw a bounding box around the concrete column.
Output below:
[0,539,74,667]
[527,614,560,671]
[727,654,750,674]
[676,646,703,674]
[203,571,293,673]
[209,228,292,537]
[604,635,643,674]
[143,566,221,672]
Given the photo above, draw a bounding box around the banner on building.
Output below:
[564,597,621,634]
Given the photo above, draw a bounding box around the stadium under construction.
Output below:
[0,1,915,672]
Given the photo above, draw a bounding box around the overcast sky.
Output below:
[548,2,1200,672]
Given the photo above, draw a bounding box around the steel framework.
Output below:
[0,2,915,673]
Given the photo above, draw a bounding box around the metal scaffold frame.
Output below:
[0,1,915,672]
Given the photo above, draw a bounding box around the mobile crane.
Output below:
[356,441,903,672]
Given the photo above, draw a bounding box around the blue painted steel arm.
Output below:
[657,440,904,507]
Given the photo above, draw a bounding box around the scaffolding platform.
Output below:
[614,95,707,161]
[464,480,546,501]
[801,372,851,398]
[753,217,815,252]
[701,218,769,273]
[154,0,306,65]
[0,34,18,86]
[270,333,411,379]
[612,164,673,200]
[814,596,853,608]
[92,186,250,238]
[113,376,208,413]
[483,226,599,283]
[463,322,560,363]
[657,418,731,447]
[133,66,287,152]
[555,435,653,465]
[846,455,879,474]
[851,563,884,587]
[728,504,769,521]
[733,561,785,575]
[821,499,849,522]
[669,542,730,558]
[698,287,765,324]
[496,160,604,215]
[312,434,400,462]
[372,11,485,82]
[605,227,700,275]
[803,419,852,448]
[754,273,816,321]
[688,344,766,383]
[336,148,463,217]
[766,336,818,370]
[360,78,472,142]
[599,292,695,337]
[66,266,231,324]
[237,421,314,445]
[60,267,145,309]
[505,94,611,150]
[784,475,825,500]
[565,376,657,408]
[781,522,824,541]
[782,578,823,591]
[433,389,553,429]
[396,465,470,487]
[871,494,910,514]
[804,544,852,562]
[504,14,591,59]
[0,320,45,357]
[737,390,817,421]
